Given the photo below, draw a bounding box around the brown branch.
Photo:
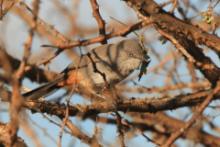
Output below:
[8,78,23,146]
[157,28,220,85]
[1,81,219,146]
[1,84,218,119]
[115,112,126,147]
[0,0,18,19]
[125,0,220,56]
[86,113,220,146]
[17,88,217,118]
[125,0,220,86]
[66,120,100,146]
[0,47,13,83]
[0,45,58,84]
[132,113,220,146]
[16,0,40,78]
[42,21,144,49]
[162,81,220,147]
[0,122,27,147]
[90,0,107,44]
[8,1,41,145]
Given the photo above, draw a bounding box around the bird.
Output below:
[23,39,150,100]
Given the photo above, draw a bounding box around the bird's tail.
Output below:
[23,75,65,100]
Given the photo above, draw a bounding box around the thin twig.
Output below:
[162,81,220,147]
[90,0,107,44]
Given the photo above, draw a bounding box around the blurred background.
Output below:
[0,0,220,146]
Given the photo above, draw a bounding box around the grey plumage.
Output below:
[23,39,149,100]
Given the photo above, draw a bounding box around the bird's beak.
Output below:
[143,53,150,63]
[138,53,150,81]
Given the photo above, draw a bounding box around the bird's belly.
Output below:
[82,58,141,89]
[83,62,124,88]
